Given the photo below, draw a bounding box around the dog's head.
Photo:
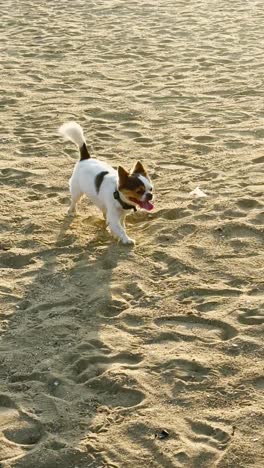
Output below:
[118,161,154,211]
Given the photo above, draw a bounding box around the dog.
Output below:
[58,121,154,245]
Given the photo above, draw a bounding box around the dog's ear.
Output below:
[131,161,147,177]
[118,166,129,186]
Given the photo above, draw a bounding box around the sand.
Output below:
[1,0,264,467]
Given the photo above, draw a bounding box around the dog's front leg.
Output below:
[106,210,135,245]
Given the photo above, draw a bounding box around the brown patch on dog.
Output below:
[131,161,148,177]
[117,166,129,186]
[119,188,142,204]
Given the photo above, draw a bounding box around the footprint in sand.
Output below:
[174,419,231,467]
[98,298,128,318]
[251,377,264,391]
[30,182,62,194]
[110,281,147,311]
[251,211,264,225]
[69,351,142,384]
[65,342,144,409]
[0,252,37,270]
[195,301,222,312]
[85,374,145,408]
[252,155,264,164]
[236,198,262,210]
[183,418,231,466]
[238,308,264,325]
[222,222,263,241]
[178,286,241,301]
[154,358,214,385]
[0,394,43,463]
[152,250,197,277]
[187,419,231,449]
[154,315,237,343]
[122,314,145,329]
[178,285,241,312]
[154,207,192,221]
[0,168,32,186]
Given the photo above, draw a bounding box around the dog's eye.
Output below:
[136,188,144,195]
[149,187,153,191]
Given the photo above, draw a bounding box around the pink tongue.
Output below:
[138,200,154,211]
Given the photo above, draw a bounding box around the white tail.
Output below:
[58,121,86,148]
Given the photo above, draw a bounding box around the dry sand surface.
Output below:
[1,0,264,467]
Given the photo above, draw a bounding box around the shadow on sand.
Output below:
[0,214,144,467]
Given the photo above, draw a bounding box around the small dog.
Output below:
[59,122,154,244]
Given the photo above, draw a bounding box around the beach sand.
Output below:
[1,1,264,466]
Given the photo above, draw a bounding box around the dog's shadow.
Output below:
[1,213,135,467]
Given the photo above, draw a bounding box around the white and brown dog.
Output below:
[59,122,154,245]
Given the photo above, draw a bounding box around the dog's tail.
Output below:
[58,121,90,160]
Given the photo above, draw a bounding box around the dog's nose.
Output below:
[146,192,153,200]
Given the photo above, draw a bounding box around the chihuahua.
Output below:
[59,122,154,244]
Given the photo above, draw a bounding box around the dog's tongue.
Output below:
[138,200,154,211]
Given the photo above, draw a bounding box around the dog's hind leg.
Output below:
[68,178,82,216]
[68,193,82,215]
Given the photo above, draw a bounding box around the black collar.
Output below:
[113,190,137,212]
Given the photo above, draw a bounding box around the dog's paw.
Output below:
[122,237,135,246]
[67,208,76,217]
